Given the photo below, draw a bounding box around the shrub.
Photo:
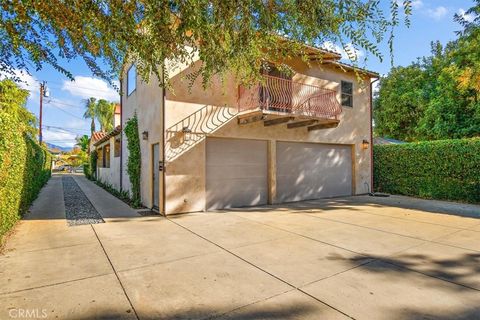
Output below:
[0,111,51,243]
[124,115,141,207]
[374,138,480,203]
[83,162,91,179]
[95,179,141,208]
[89,150,98,180]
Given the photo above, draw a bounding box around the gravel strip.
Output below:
[62,176,104,226]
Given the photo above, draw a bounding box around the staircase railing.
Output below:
[165,105,237,162]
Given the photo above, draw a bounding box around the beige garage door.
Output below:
[276,142,353,202]
[206,138,268,210]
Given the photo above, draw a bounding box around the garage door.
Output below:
[206,138,268,210]
[276,142,352,202]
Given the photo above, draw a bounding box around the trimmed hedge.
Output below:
[0,112,51,242]
[374,138,480,203]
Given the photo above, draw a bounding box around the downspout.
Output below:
[161,70,166,215]
[369,77,380,193]
[119,79,123,191]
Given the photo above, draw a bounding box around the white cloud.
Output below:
[43,129,77,148]
[62,76,119,101]
[458,8,476,23]
[427,6,448,20]
[66,118,90,129]
[396,0,423,10]
[322,41,364,61]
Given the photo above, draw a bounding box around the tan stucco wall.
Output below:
[96,137,121,190]
[121,70,164,208]
[164,59,373,214]
[121,57,374,214]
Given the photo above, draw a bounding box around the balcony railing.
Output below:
[237,75,342,120]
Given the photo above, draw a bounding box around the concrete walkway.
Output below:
[1,174,480,319]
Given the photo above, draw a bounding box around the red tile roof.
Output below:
[93,126,122,146]
[91,131,107,143]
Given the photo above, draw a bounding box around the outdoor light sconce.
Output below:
[362,139,370,150]
[142,131,149,140]
[182,127,192,142]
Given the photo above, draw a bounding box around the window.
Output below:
[341,81,353,107]
[127,64,136,96]
[114,137,121,157]
[97,147,103,168]
[104,144,111,168]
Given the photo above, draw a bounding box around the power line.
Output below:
[42,81,119,95]
[42,124,89,132]
[47,104,85,120]
[14,81,118,95]
[42,127,89,136]
[46,100,83,109]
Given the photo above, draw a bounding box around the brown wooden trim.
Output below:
[307,120,340,131]
[287,119,318,129]
[238,114,265,125]
[264,116,294,127]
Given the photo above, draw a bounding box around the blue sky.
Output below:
[11,0,477,148]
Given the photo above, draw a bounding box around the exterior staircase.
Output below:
[165,105,238,162]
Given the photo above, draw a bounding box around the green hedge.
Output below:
[374,138,480,203]
[0,111,52,243]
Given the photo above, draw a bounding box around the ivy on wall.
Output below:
[124,115,141,207]
[374,138,480,203]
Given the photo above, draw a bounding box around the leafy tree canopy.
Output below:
[374,1,480,141]
[1,0,412,87]
[95,99,116,132]
[0,79,36,137]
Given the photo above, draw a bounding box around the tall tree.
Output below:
[0,79,36,137]
[83,97,96,135]
[374,1,480,141]
[1,1,411,87]
[75,135,90,152]
[95,99,115,132]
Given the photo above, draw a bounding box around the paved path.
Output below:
[1,173,480,319]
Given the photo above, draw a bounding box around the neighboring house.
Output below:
[373,137,406,145]
[90,105,122,190]
[112,46,378,215]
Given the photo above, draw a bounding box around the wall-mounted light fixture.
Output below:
[182,127,192,141]
[361,139,370,150]
[142,131,149,140]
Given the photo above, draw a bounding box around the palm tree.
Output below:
[95,99,116,132]
[75,135,90,152]
[83,97,97,135]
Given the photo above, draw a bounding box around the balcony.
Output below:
[237,75,342,130]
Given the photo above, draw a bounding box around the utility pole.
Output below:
[39,81,47,144]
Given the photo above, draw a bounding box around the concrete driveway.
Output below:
[1,174,480,320]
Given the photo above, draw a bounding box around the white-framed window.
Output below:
[341,80,353,108]
[127,64,136,96]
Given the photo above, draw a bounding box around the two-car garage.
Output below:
[206,138,353,210]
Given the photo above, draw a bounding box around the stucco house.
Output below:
[90,105,122,190]
[96,46,378,215]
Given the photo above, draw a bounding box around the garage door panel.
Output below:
[277,142,352,202]
[206,164,267,180]
[206,138,268,210]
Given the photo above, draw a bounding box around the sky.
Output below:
[8,0,477,148]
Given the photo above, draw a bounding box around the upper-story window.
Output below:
[127,64,136,96]
[341,81,353,108]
